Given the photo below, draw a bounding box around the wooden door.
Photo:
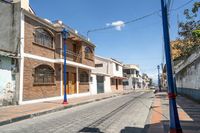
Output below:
[71,73,77,94]
[63,72,69,94]
[116,79,118,90]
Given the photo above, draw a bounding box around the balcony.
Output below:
[56,48,82,63]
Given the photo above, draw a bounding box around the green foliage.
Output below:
[175,2,200,59]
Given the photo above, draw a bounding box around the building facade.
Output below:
[91,56,112,94]
[110,59,124,92]
[0,1,21,106]
[0,0,96,105]
[20,10,95,104]
[91,56,124,94]
[123,64,141,90]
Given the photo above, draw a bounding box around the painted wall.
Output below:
[90,74,97,95]
[123,78,134,90]
[0,56,15,106]
[110,62,123,77]
[175,50,200,102]
[0,2,20,53]
[104,76,111,93]
[92,56,110,75]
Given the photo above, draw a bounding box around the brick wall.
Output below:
[24,15,60,59]
[23,58,61,101]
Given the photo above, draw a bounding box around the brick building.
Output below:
[0,0,95,104]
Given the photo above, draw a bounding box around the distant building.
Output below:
[91,56,124,94]
[123,64,141,90]
[142,73,150,89]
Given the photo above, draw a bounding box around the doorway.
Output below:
[63,72,77,95]
[116,79,118,90]
[97,76,104,93]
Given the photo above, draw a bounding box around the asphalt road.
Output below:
[0,91,154,133]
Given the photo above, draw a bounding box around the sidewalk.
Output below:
[147,92,200,133]
[0,90,134,126]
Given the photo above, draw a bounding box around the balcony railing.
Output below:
[56,48,82,63]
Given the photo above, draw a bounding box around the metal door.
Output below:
[97,76,104,93]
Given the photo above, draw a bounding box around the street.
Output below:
[0,91,153,133]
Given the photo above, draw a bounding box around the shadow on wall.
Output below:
[177,88,200,103]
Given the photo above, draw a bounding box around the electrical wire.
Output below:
[87,10,161,37]
[86,0,195,37]
[171,0,194,11]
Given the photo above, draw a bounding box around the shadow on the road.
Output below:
[79,127,103,133]
[120,126,144,133]
[79,124,159,133]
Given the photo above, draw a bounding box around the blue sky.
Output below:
[30,0,196,81]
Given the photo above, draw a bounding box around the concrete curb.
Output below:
[0,91,134,126]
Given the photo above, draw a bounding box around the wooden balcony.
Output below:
[56,48,82,63]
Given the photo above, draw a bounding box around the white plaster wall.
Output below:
[176,59,200,90]
[104,76,111,93]
[90,74,97,95]
[111,62,123,77]
[92,57,110,75]
[0,56,14,105]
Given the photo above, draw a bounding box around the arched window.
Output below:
[85,46,93,60]
[34,28,53,48]
[34,65,54,84]
[80,71,89,83]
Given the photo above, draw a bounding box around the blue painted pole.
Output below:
[62,28,69,104]
[160,0,182,132]
[157,65,161,92]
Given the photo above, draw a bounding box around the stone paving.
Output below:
[0,91,154,133]
[147,92,200,133]
[0,91,134,126]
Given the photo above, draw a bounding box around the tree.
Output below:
[171,2,200,60]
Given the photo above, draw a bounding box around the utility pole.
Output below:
[62,28,69,104]
[160,0,182,132]
[157,65,161,92]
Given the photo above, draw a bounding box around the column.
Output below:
[76,67,79,94]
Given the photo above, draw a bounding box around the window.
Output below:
[116,64,119,71]
[80,71,89,82]
[85,46,93,60]
[34,65,54,84]
[111,78,115,85]
[34,28,53,48]
[123,81,129,86]
[123,69,130,74]
[95,64,103,67]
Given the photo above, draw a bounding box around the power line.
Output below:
[86,10,161,37]
[171,0,194,11]
[86,0,195,37]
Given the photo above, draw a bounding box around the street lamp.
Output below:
[160,0,182,132]
[157,65,161,92]
[62,28,69,104]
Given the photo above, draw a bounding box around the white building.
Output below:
[91,56,124,94]
[123,64,141,90]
